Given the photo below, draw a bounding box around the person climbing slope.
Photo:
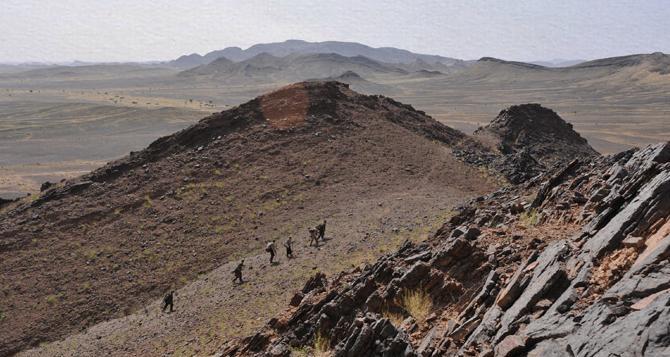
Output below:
[266,240,277,263]
[317,220,327,241]
[308,227,319,247]
[162,291,174,313]
[232,259,245,284]
[284,237,294,259]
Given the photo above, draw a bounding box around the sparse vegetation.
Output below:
[382,308,405,326]
[314,330,331,356]
[520,208,540,226]
[290,346,310,357]
[45,295,59,305]
[396,288,432,322]
[143,194,153,208]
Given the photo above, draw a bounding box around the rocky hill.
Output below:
[452,104,599,185]
[0,82,501,356]
[2,80,638,357]
[474,104,598,181]
[217,138,670,356]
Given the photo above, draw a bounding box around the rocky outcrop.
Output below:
[454,104,599,185]
[458,104,600,184]
[217,142,670,356]
[474,104,598,165]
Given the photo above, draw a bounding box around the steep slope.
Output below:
[218,140,670,356]
[0,81,499,355]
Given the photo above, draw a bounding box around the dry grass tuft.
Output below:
[397,288,433,322]
[519,208,540,226]
[314,330,331,356]
[382,308,405,327]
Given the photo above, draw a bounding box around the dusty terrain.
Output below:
[1,45,669,356]
[0,95,206,197]
[0,82,498,356]
[1,51,669,198]
[219,122,670,356]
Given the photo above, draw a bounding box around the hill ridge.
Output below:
[0,81,497,355]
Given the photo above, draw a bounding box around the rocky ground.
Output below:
[217,138,670,356]
[4,80,667,356]
[0,82,499,356]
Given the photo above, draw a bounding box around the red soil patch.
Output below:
[260,83,310,129]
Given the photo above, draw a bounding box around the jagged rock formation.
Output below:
[475,104,598,166]
[218,141,670,356]
[457,104,600,184]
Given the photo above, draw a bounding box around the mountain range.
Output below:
[169,39,463,68]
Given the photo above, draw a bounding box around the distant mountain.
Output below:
[571,52,670,73]
[179,52,408,83]
[168,39,461,68]
[477,57,547,70]
[530,59,585,67]
[170,53,208,68]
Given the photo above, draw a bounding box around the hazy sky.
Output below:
[1,0,668,63]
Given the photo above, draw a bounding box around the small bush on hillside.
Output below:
[45,295,59,305]
[397,288,432,322]
[314,330,331,356]
[290,347,309,357]
[520,208,540,226]
[382,308,405,326]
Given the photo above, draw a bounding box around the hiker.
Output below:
[284,237,294,258]
[317,220,327,241]
[266,240,277,263]
[308,227,319,247]
[232,259,244,284]
[162,291,174,313]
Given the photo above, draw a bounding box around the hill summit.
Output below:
[474,103,598,173]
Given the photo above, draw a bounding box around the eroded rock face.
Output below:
[218,142,670,357]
